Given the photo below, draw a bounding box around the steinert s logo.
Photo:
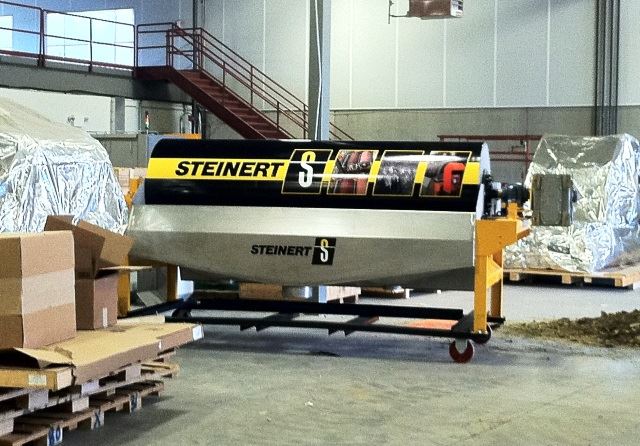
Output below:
[298,151,315,188]
[312,238,336,265]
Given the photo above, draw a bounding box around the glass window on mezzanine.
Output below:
[45,8,134,67]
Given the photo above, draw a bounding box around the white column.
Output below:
[308,0,331,140]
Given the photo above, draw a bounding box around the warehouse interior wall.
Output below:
[0,87,188,135]
[184,0,640,139]
[0,0,192,26]
[0,0,639,150]
[196,0,603,109]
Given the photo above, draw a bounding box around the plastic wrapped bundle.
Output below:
[505,134,640,272]
[0,98,128,233]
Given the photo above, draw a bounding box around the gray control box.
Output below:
[531,174,575,226]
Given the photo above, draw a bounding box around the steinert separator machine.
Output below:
[127,139,570,362]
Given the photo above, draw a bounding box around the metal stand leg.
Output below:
[473,255,489,334]
[490,251,503,318]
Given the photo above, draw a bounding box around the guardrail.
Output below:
[0,0,135,71]
[0,3,353,140]
[137,23,352,140]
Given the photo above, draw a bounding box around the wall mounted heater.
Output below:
[389,0,463,23]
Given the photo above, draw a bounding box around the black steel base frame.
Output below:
[127,292,505,342]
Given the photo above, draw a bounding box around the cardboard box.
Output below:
[44,216,134,278]
[0,304,76,350]
[0,232,76,349]
[75,273,119,330]
[44,216,134,330]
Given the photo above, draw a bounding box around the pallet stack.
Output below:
[362,287,411,299]
[504,264,640,289]
[0,322,202,446]
[0,216,203,445]
[238,283,361,304]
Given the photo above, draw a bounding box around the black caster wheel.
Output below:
[449,339,475,363]
[473,325,492,345]
[172,309,192,318]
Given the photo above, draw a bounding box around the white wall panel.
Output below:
[350,0,396,108]
[201,0,224,78]
[445,0,495,107]
[221,0,264,105]
[137,0,177,25]
[265,0,307,101]
[0,87,111,132]
[222,0,263,68]
[619,0,640,105]
[496,0,548,106]
[330,0,351,109]
[178,0,193,26]
[397,19,444,108]
[549,0,595,106]
[203,0,223,38]
[86,0,604,110]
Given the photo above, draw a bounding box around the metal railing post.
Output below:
[88,18,93,72]
[39,9,45,67]
[171,28,175,67]
[303,105,308,139]
[222,60,226,106]
[250,66,254,108]
[166,30,170,66]
[199,30,204,70]
[134,25,138,68]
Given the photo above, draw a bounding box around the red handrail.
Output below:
[0,0,135,72]
[165,26,308,138]
[137,23,352,141]
[168,43,297,138]
[0,2,352,140]
[437,134,541,179]
[167,29,307,132]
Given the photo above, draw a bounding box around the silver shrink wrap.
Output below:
[505,134,640,272]
[0,98,128,233]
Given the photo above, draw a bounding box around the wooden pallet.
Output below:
[238,284,360,303]
[0,381,164,446]
[0,340,182,392]
[362,287,411,299]
[0,361,178,446]
[505,264,640,288]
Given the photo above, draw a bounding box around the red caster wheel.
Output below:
[473,325,492,345]
[449,339,475,363]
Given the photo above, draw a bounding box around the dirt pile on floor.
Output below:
[503,310,640,347]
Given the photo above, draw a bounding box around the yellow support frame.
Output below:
[473,203,530,333]
[117,177,180,317]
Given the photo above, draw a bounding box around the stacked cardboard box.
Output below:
[113,167,147,196]
[0,232,77,348]
[44,216,134,330]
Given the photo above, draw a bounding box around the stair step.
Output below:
[227,108,253,114]
[203,93,226,101]
[245,121,270,127]
[192,78,217,85]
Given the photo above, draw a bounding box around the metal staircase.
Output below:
[136,24,352,140]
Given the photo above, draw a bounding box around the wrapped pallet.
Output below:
[505,134,640,273]
[0,98,128,233]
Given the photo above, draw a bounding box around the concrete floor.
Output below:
[64,284,640,446]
